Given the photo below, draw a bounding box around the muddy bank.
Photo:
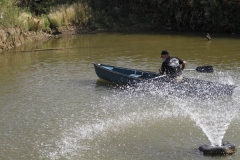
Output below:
[0,25,100,53]
[0,26,52,53]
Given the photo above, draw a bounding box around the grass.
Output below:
[0,1,92,32]
[0,2,19,27]
[47,2,92,28]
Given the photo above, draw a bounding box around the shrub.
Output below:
[47,2,92,28]
[0,1,19,27]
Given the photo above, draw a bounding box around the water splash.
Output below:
[38,93,182,159]
[166,71,239,146]
[217,72,235,85]
[39,70,239,158]
[121,72,239,147]
[172,97,238,146]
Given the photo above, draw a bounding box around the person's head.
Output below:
[161,50,169,61]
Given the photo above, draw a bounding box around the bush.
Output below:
[47,2,92,28]
[0,0,20,27]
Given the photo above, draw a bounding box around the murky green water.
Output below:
[0,32,240,159]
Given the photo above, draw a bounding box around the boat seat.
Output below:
[129,74,142,78]
[102,66,114,70]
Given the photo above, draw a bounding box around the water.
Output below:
[0,32,240,159]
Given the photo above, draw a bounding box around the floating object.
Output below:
[92,62,237,97]
[199,141,237,156]
[206,33,211,40]
[185,66,213,73]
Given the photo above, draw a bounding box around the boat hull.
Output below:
[93,62,160,84]
[92,62,237,97]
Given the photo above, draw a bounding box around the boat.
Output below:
[92,62,237,97]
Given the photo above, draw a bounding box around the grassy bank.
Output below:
[1,0,240,34]
[0,0,92,33]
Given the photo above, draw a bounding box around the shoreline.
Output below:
[0,26,50,53]
[1,24,238,53]
[0,25,95,53]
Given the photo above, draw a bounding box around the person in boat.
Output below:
[159,50,186,82]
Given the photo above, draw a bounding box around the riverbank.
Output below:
[0,25,98,53]
[0,23,237,53]
[0,22,176,53]
[0,26,49,53]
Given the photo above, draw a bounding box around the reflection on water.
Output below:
[0,33,240,159]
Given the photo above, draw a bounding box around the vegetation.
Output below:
[0,0,91,32]
[0,0,50,31]
[47,3,91,29]
[1,0,240,33]
[88,0,240,33]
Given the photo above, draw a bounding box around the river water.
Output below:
[0,32,240,159]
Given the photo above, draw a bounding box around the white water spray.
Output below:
[39,70,239,159]
[173,97,238,146]
[172,71,239,146]
[38,93,182,159]
[127,71,239,147]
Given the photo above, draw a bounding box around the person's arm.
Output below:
[159,65,165,75]
[181,61,186,70]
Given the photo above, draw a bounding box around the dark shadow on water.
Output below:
[95,79,114,87]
